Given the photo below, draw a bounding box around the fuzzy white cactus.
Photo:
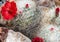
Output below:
[12,0,38,30]
[37,24,60,42]
[34,0,55,7]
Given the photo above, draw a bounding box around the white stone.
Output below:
[5,30,31,42]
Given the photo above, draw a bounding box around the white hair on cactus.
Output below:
[47,8,55,20]
[40,7,56,26]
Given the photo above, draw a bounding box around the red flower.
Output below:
[55,7,59,17]
[1,1,17,20]
[32,37,44,42]
[25,4,29,8]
